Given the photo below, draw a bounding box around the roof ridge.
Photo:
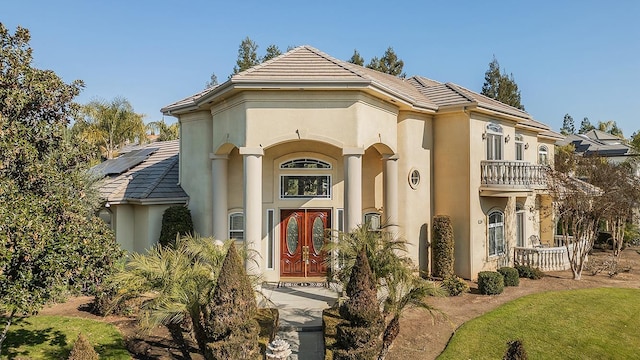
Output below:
[138,154,179,198]
[301,45,370,79]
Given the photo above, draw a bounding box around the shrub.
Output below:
[503,339,528,360]
[201,245,260,359]
[432,215,455,278]
[515,265,545,280]
[442,275,469,296]
[68,333,99,360]
[334,248,383,360]
[498,267,520,287]
[478,271,504,295]
[159,206,194,247]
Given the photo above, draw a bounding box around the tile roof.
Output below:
[93,140,188,204]
[162,45,558,137]
[557,133,635,157]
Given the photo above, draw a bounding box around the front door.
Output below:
[280,209,330,277]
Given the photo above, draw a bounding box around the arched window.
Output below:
[280,158,331,169]
[514,133,524,161]
[485,123,503,160]
[280,158,332,199]
[538,145,548,165]
[228,212,244,240]
[488,210,505,256]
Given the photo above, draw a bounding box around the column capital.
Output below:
[209,153,229,160]
[382,154,399,161]
[342,147,365,156]
[239,147,264,156]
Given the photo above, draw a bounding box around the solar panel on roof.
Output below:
[89,147,159,177]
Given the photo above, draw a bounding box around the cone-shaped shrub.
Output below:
[432,215,455,278]
[503,339,528,360]
[201,245,260,360]
[67,333,99,360]
[334,247,383,359]
[159,206,194,247]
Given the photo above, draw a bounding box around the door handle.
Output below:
[303,246,310,263]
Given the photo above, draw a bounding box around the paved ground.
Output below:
[260,282,340,359]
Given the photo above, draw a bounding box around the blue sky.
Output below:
[4,1,639,136]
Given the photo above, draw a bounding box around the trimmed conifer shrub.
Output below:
[68,333,99,360]
[498,267,520,287]
[478,271,504,295]
[515,265,545,280]
[334,247,383,360]
[503,339,528,360]
[200,245,260,360]
[159,206,194,247]
[432,215,455,278]
[442,275,469,296]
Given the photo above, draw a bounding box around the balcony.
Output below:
[480,161,548,195]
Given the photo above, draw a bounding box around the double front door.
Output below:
[280,209,330,277]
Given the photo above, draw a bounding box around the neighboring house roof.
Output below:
[558,132,635,158]
[161,45,562,139]
[92,140,188,205]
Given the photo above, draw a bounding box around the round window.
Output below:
[409,169,420,189]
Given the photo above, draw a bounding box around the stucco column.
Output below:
[240,147,263,277]
[383,154,399,227]
[343,148,364,232]
[210,154,228,242]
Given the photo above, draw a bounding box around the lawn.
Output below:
[1,315,130,359]
[437,288,640,359]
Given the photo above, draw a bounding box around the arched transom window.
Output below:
[280,158,332,199]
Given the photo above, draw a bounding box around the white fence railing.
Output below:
[513,240,588,272]
[481,161,547,188]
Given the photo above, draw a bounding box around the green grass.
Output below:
[1,315,130,359]
[437,288,640,360]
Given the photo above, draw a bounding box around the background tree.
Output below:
[348,49,364,66]
[73,97,146,160]
[367,47,406,78]
[147,119,179,142]
[560,114,575,135]
[232,37,260,75]
[481,56,524,110]
[262,44,282,62]
[0,23,122,354]
[578,117,595,134]
[630,130,640,152]
[597,120,624,138]
[205,72,218,88]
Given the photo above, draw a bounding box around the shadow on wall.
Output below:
[419,223,429,276]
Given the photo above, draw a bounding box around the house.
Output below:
[93,140,188,253]
[557,129,638,175]
[147,46,561,281]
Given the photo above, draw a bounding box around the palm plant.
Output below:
[113,234,229,357]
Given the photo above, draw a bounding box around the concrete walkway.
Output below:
[260,283,339,360]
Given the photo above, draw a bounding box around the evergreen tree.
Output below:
[348,49,364,66]
[598,120,624,138]
[481,56,524,110]
[334,248,383,360]
[205,72,218,88]
[367,47,406,78]
[0,23,122,355]
[578,117,595,134]
[232,37,260,75]
[561,114,575,135]
[630,131,640,152]
[262,44,282,62]
[201,245,260,359]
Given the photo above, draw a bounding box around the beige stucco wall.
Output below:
[180,111,214,236]
[112,203,175,253]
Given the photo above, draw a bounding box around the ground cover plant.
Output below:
[437,288,640,359]
[1,315,129,359]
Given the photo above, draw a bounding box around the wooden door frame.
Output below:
[279,208,331,278]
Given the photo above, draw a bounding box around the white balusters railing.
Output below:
[481,161,548,188]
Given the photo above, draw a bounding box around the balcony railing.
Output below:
[481,161,548,189]
[513,240,588,272]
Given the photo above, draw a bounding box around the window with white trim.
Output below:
[280,158,332,199]
[488,210,505,256]
[364,212,382,231]
[515,134,524,161]
[538,145,549,165]
[229,212,244,241]
[486,123,503,160]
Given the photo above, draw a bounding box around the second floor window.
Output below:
[538,145,548,165]
[515,134,524,161]
[486,123,503,160]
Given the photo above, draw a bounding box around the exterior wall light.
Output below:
[524,143,529,149]
[505,134,511,143]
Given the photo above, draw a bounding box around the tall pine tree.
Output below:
[578,117,595,134]
[561,114,575,135]
[367,47,406,78]
[481,56,524,110]
[232,37,260,75]
[348,49,364,66]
